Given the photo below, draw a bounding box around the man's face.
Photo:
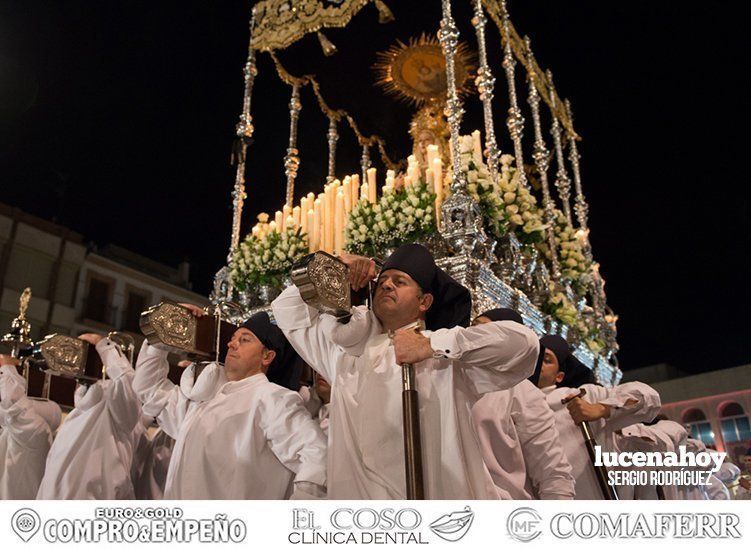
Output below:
[372,269,432,328]
[314,372,331,405]
[537,348,565,388]
[472,316,491,326]
[225,327,275,382]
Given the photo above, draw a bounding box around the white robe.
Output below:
[472,380,574,499]
[37,338,141,499]
[0,365,61,499]
[272,285,539,499]
[542,381,661,499]
[133,426,174,500]
[133,342,327,499]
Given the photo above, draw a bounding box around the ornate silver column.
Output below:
[471,0,499,182]
[224,10,258,298]
[547,70,573,226]
[360,141,371,183]
[499,2,529,191]
[327,115,339,182]
[565,99,590,233]
[284,82,302,207]
[525,37,561,280]
[438,0,490,257]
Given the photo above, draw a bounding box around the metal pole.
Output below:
[562,388,619,500]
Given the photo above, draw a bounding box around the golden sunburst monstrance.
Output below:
[373,34,476,107]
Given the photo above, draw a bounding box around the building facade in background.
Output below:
[624,363,751,465]
[0,202,208,347]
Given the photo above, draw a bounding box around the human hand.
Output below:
[338,254,377,290]
[78,333,104,345]
[393,329,433,365]
[178,303,206,317]
[0,354,20,367]
[566,397,611,424]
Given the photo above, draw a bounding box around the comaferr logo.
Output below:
[506,507,542,542]
[429,506,475,542]
[550,513,741,539]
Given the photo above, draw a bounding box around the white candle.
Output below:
[335,190,345,254]
[306,209,314,251]
[313,199,322,251]
[366,168,377,204]
[360,182,369,202]
[292,206,301,229]
[426,144,439,167]
[274,211,283,231]
[342,178,352,213]
[351,174,360,207]
[471,130,482,164]
[269,220,277,233]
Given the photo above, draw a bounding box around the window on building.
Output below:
[122,290,148,333]
[84,278,111,324]
[719,402,751,444]
[682,408,715,446]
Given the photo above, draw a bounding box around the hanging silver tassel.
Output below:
[316,31,337,57]
[374,0,395,24]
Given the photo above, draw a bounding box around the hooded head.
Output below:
[374,243,471,331]
[227,312,302,390]
[537,334,593,389]
[473,308,545,386]
[473,308,524,325]
[29,399,62,433]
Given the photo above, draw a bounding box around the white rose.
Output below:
[505,204,519,215]
[503,192,516,203]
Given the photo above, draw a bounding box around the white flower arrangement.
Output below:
[230,226,308,290]
[446,135,546,245]
[344,181,436,257]
[543,286,579,326]
[536,209,590,295]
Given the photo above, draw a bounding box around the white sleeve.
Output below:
[133,341,186,439]
[259,388,327,491]
[512,382,575,499]
[0,398,53,450]
[429,320,539,394]
[582,381,662,433]
[95,338,140,434]
[271,285,348,383]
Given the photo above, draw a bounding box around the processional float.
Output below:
[206,0,621,385]
[0,288,136,407]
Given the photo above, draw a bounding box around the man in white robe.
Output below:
[471,309,574,499]
[133,310,327,499]
[536,334,661,499]
[0,356,61,499]
[300,373,332,438]
[272,244,539,499]
[37,334,141,499]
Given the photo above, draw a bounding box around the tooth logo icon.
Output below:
[12,508,41,542]
[429,506,475,542]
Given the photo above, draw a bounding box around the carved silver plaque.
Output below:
[140,301,198,353]
[37,334,87,378]
[290,252,351,319]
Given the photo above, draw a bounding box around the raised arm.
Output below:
[90,338,140,434]
[562,381,661,436]
[133,341,187,438]
[271,285,348,383]
[512,381,575,499]
[428,320,539,394]
[0,363,57,450]
[259,388,327,498]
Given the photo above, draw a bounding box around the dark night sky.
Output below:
[1,1,749,375]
